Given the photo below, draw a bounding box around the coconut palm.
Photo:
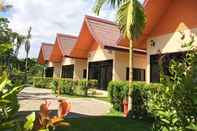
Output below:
[94,0,146,110]
[24,27,32,82]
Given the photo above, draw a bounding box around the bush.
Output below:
[129,82,162,119]
[74,79,88,96]
[50,79,58,93]
[107,80,162,117]
[0,72,24,130]
[33,77,98,97]
[33,77,53,88]
[60,79,74,95]
[88,79,98,88]
[107,81,129,111]
[148,44,197,130]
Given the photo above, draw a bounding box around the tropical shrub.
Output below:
[148,42,197,130]
[88,79,98,88]
[107,81,129,111]
[60,79,74,95]
[50,79,58,94]
[33,77,53,89]
[74,79,88,96]
[108,80,162,116]
[128,82,162,120]
[0,72,23,130]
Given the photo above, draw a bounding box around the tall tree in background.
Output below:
[24,27,32,82]
[94,0,146,111]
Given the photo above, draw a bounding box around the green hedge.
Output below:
[33,77,53,88]
[60,79,74,95]
[107,80,162,118]
[129,82,162,119]
[108,81,129,111]
[33,77,98,96]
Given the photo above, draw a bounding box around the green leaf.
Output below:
[23,112,36,131]
[116,0,146,40]
[0,72,11,92]
[0,119,19,129]
[2,86,23,99]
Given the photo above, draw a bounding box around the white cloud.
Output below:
[7,0,144,58]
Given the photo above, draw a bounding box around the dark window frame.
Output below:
[61,64,74,79]
[83,69,87,79]
[126,68,146,81]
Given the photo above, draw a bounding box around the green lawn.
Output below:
[55,94,152,131]
[55,116,152,131]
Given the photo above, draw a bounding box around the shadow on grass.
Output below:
[17,110,153,131]
[56,116,153,131]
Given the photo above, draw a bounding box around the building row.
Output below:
[38,0,197,90]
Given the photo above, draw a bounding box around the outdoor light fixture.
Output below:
[150,40,156,47]
[179,31,185,40]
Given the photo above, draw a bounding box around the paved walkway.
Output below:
[18,87,111,117]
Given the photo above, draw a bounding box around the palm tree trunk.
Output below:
[128,40,133,112]
[25,53,28,83]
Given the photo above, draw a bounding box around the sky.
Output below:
[1,0,144,58]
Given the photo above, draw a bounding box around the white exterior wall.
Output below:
[146,28,197,83]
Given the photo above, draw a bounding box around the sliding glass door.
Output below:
[88,60,113,90]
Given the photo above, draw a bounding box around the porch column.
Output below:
[146,53,150,83]
[86,60,89,81]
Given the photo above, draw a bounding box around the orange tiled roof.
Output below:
[50,33,78,62]
[85,15,122,48]
[38,43,53,64]
[56,33,78,56]
[70,15,146,59]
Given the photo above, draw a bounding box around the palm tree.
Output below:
[24,27,32,82]
[94,0,146,111]
[14,34,26,57]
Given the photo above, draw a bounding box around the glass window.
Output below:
[61,65,74,78]
[45,67,54,77]
[83,69,87,79]
[126,68,145,81]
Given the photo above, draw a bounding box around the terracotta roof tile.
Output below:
[57,33,78,56]
[41,43,53,60]
[85,15,121,47]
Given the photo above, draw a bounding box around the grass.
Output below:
[52,89,152,131]
[55,116,152,131]
[106,108,124,117]
[55,109,152,131]
[60,94,110,102]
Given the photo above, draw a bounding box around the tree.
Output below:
[94,0,146,111]
[24,27,32,82]
[0,17,26,75]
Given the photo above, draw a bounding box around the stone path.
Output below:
[18,87,111,118]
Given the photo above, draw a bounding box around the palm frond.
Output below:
[93,0,108,15]
[2,86,23,99]
[15,35,26,56]
[116,0,146,40]
[93,0,126,15]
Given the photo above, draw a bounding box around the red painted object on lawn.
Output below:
[123,99,128,117]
